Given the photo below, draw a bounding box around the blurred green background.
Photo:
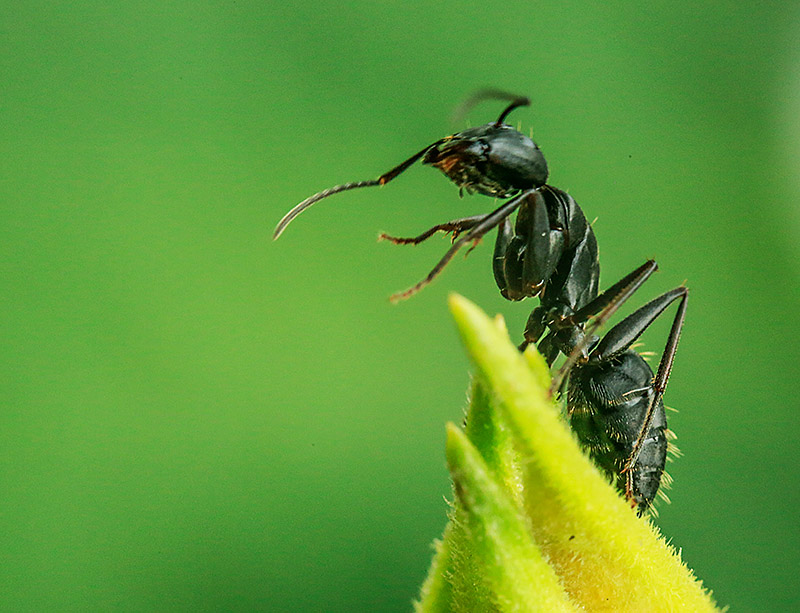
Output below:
[2,1,799,611]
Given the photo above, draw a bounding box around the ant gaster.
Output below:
[274,91,688,513]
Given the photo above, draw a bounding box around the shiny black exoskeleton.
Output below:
[562,281,688,512]
[492,185,600,362]
[572,353,669,511]
[422,123,548,198]
[273,91,688,514]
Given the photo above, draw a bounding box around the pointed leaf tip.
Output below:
[419,297,719,612]
[448,293,487,331]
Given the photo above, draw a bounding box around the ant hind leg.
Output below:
[548,260,658,396]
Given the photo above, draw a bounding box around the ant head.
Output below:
[422,123,548,197]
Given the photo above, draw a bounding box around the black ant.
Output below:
[273,91,688,514]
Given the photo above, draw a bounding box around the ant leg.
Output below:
[548,260,658,396]
[389,190,531,302]
[569,260,658,328]
[605,287,688,501]
[492,217,514,296]
[521,190,566,296]
[519,307,547,352]
[591,286,687,361]
[497,190,566,304]
[534,329,563,365]
[378,215,486,245]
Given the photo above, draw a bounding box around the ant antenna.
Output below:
[451,89,531,127]
[273,137,448,240]
[495,96,531,125]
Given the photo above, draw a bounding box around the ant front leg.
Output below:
[494,189,566,303]
[378,215,487,245]
[389,192,529,302]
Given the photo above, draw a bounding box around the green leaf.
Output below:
[416,295,720,612]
